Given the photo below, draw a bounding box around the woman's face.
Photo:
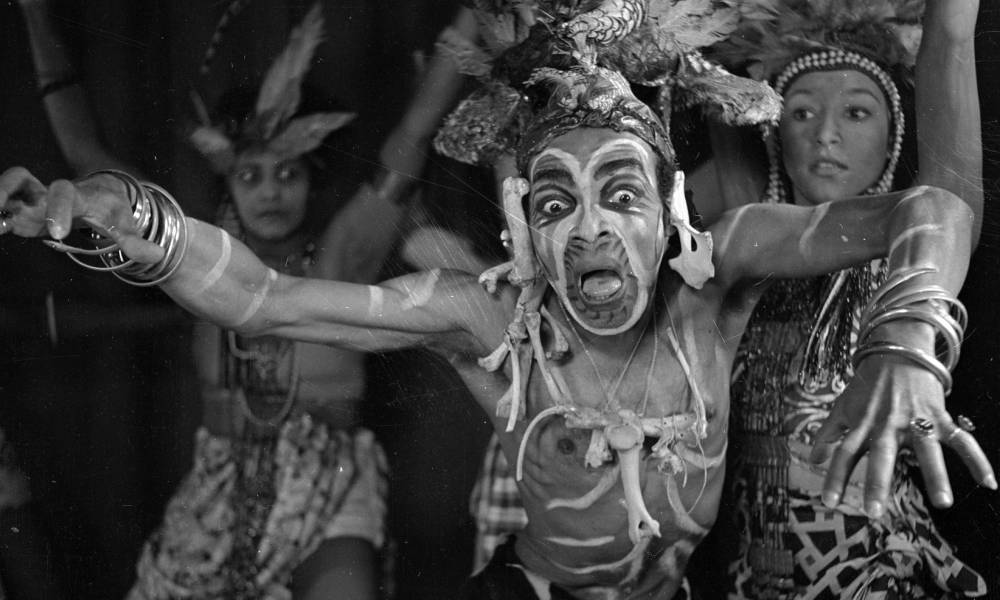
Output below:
[227,150,311,243]
[779,69,891,205]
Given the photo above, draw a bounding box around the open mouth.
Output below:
[578,269,625,304]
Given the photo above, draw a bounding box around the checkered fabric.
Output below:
[470,433,528,573]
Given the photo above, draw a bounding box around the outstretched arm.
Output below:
[314,7,478,284]
[914,0,982,246]
[714,186,993,514]
[19,0,140,176]
[0,168,503,355]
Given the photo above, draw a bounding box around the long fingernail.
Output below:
[934,492,953,507]
[822,491,840,508]
[866,500,883,519]
[985,475,998,490]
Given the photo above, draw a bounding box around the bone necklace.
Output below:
[514,298,712,546]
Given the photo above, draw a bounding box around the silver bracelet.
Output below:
[852,341,953,396]
[44,172,188,287]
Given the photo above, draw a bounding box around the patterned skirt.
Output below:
[728,470,986,599]
[128,414,389,599]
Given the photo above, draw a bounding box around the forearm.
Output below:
[859,186,973,360]
[915,0,982,245]
[158,220,397,347]
[21,2,136,176]
[159,219,476,350]
[883,186,973,294]
[719,186,973,288]
[21,2,74,86]
[319,9,476,282]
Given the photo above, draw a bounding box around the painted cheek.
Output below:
[609,209,661,282]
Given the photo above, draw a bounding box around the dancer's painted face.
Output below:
[528,128,666,335]
[228,150,311,243]
[780,70,890,205]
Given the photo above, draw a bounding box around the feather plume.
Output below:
[710,0,925,81]
[436,26,493,78]
[254,3,326,138]
[190,126,236,173]
[267,112,356,159]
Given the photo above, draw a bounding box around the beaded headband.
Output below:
[764,48,906,203]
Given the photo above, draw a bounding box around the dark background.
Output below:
[0,1,997,599]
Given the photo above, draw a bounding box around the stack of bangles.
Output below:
[43,169,188,287]
[852,266,967,396]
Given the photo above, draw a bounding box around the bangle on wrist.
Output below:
[852,341,953,396]
[43,170,188,287]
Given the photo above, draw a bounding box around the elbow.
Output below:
[899,185,974,239]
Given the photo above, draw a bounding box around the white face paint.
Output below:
[528,128,667,335]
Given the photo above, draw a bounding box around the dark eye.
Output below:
[846,106,872,121]
[277,164,303,182]
[608,189,636,208]
[234,167,259,184]
[540,197,571,217]
[791,107,815,121]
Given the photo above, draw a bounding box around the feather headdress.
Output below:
[434,0,782,168]
[711,0,924,83]
[190,3,355,174]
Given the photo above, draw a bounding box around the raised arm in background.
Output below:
[19,0,140,175]
[914,0,983,245]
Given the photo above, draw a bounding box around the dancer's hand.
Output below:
[0,167,163,263]
[811,350,996,518]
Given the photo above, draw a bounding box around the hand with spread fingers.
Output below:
[811,353,996,519]
[0,167,165,266]
[810,265,996,518]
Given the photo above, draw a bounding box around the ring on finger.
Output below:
[955,414,976,432]
[909,417,936,439]
[944,415,976,442]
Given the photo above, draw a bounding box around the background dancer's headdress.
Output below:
[711,0,925,202]
[189,3,355,175]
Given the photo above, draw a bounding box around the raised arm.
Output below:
[19,0,140,176]
[314,7,478,284]
[913,0,982,246]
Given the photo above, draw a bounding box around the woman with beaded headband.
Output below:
[18,1,479,597]
[1,0,994,598]
[700,0,986,597]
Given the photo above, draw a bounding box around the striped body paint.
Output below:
[528,130,667,335]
